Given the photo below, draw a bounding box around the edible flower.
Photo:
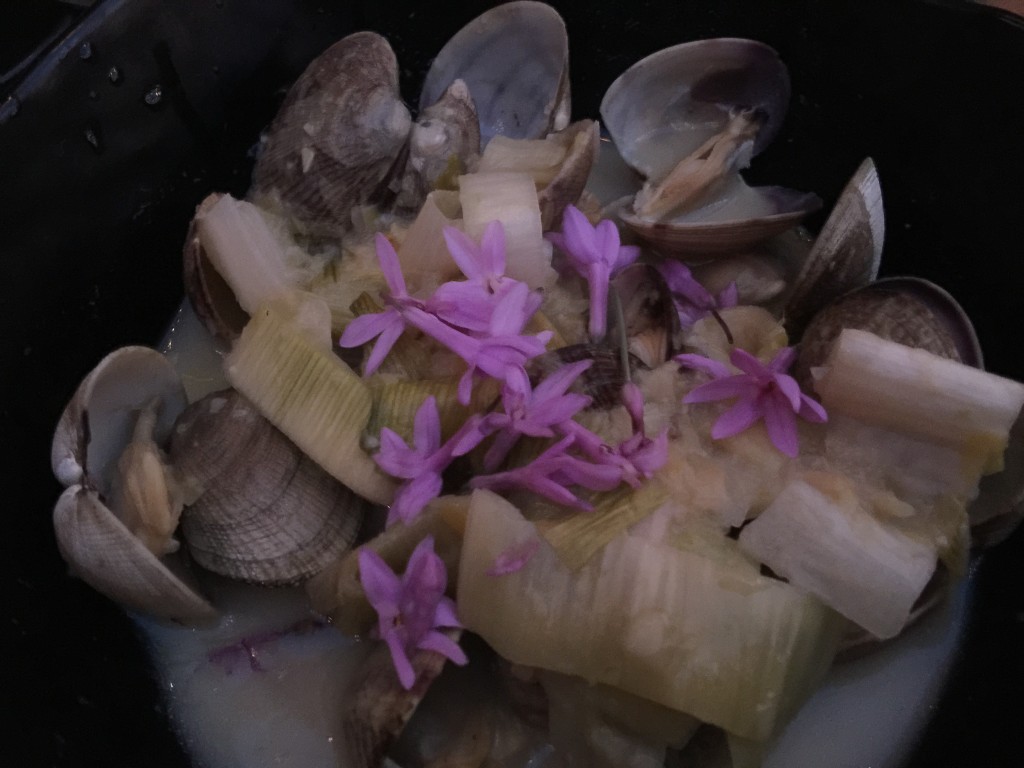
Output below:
[546,205,640,340]
[655,260,738,327]
[358,536,467,690]
[562,382,668,487]
[428,222,533,332]
[470,434,621,511]
[338,233,421,375]
[478,359,593,471]
[373,396,486,525]
[676,346,827,457]
[486,537,541,577]
[406,283,552,405]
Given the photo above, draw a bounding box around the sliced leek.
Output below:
[816,329,1024,473]
[459,490,843,741]
[459,171,555,289]
[195,193,294,314]
[224,291,396,505]
[738,475,937,639]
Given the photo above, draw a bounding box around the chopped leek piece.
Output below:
[458,490,843,741]
[224,291,396,505]
[738,475,937,639]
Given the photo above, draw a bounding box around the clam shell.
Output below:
[54,485,216,623]
[395,79,481,214]
[600,38,790,182]
[170,389,364,585]
[793,277,980,391]
[50,346,216,620]
[51,346,187,495]
[420,1,569,145]
[611,263,679,368]
[250,31,411,235]
[619,179,820,258]
[538,119,600,230]
[784,158,884,336]
[530,344,631,409]
[182,194,247,344]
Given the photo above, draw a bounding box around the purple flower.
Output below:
[480,359,593,471]
[358,535,467,690]
[429,222,529,332]
[560,383,668,488]
[470,434,620,511]
[374,396,487,525]
[546,205,640,340]
[676,347,828,457]
[655,261,738,327]
[339,234,422,375]
[486,537,541,577]
[406,282,552,405]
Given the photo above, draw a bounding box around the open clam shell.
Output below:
[54,486,216,623]
[600,38,790,183]
[537,119,600,230]
[51,346,187,495]
[251,31,412,235]
[619,179,821,257]
[51,346,214,622]
[170,389,364,585]
[420,1,569,145]
[784,158,884,336]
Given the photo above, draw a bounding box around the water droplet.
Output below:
[83,124,104,153]
[79,42,93,60]
[144,85,163,106]
[107,66,121,84]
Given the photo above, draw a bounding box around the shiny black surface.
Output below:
[3,1,1022,766]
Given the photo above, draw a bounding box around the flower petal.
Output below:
[711,398,763,439]
[768,346,798,373]
[480,220,507,276]
[729,348,772,380]
[417,630,469,666]
[375,233,408,298]
[684,375,760,404]
[773,373,803,412]
[675,353,731,379]
[763,390,800,457]
[442,226,486,281]
[358,548,401,618]
[363,316,405,376]
[339,310,395,349]
[384,630,417,690]
[413,396,441,455]
[798,393,829,424]
[387,472,443,526]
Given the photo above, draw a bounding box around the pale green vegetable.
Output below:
[458,489,844,741]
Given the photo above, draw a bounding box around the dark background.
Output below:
[3,1,1023,766]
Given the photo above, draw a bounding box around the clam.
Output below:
[610,263,679,369]
[51,346,215,623]
[420,1,570,146]
[600,39,819,257]
[530,344,631,409]
[169,389,364,585]
[537,119,600,229]
[793,277,981,391]
[250,31,412,236]
[394,79,481,214]
[783,158,885,335]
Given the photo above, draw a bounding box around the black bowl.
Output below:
[4,1,1023,766]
